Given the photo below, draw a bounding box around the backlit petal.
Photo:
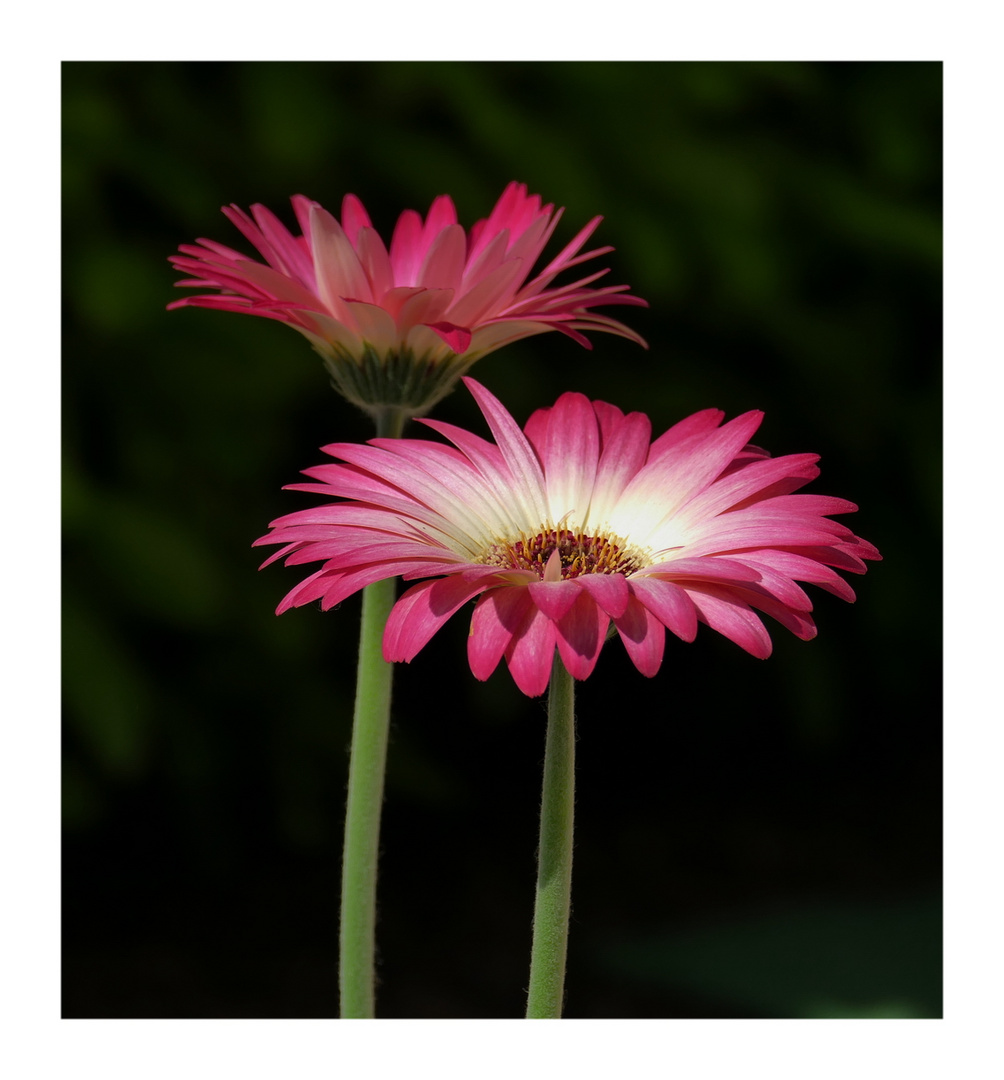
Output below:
[555,590,609,681]
[383,576,488,663]
[613,595,666,678]
[468,587,533,682]
[252,379,879,696]
[504,604,558,697]
[170,184,648,414]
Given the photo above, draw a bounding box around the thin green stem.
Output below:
[338,406,405,1019]
[525,654,576,1019]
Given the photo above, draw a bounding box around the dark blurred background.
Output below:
[62,61,941,1019]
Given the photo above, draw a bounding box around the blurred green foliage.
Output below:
[62,61,940,1018]
[598,894,941,1018]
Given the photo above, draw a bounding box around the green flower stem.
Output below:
[339,405,405,1019]
[525,654,577,1019]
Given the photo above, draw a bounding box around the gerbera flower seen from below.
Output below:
[255,379,880,697]
[168,182,647,423]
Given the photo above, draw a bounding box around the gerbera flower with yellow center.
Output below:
[256,379,880,696]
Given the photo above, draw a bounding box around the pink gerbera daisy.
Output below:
[168,182,647,419]
[255,379,880,697]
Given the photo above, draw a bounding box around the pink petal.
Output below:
[467,181,526,263]
[369,437,508,521]
[421,194,459,246]
[340,193,372,244]
[463,319,552,356]
[520,243,617,299]
[502,211,552,273]
[504,603,558,697]
[275,566,336,614]
[536,391,600,522]
[383,576,488,663]
[723,561,814,613]
[305,442,494,541]
[574,573,630,618]
[291,194,319,240]
[627,577,698,642]
[685,587,774,659]
[278,562,391,614]
[444,258,526,327]
[219,204,276,266]
[528,579,582,620]
[211,258,325,310]
[675,513,854,558]
[309,204,373,312]
[592,408,654,514]
[683,453,822,519]
[374,285,429,321]
[623,411,766,523]
[648,408,726,456]
[461,227,512,289]
[736,549,858,602]
[555,589,609,680]
[353,226,395,303]
[613,594,666,677]
[418,223,467,292]
[463,378,548,524]
[416,418,514,502]
[522,404,551,458]
[529,215,603,288]
[249,202,316,286]
[639,556,763,584]
[393,288,455,333]
[468,587,534,682]
[790,542,877,575]
[342,300,398,347]
[388,207,425,285]
[426,322,472,353]
[734,588,817,640]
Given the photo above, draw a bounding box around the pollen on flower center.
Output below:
[479,526,647,580]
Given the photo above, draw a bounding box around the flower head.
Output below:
[256,379,880,697]
[168,182,647,420]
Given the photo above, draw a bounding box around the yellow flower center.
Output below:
[479,526,647,580]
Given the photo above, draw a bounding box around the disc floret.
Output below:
[481,526,648,580]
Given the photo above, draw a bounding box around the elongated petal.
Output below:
[394,289,456,335]
[445,258,527,327]
[353,225,395,302]
[555,590,609,681]
[426,322,472,353]
[574,573,630,618]
[388,207,425,285]
[340,193,372,243]
[613,594,666,677]
[618,411,766,542]
[468,587,533,682]
[170,184,648,414]
[253,379,878,696]
[418,223,466,292]
[463,378,549,526]
[383,576,488,663]
[537,391,601,524]
[682,453,822,519]
[628,577,698,642]
[528,578,582,621]
[589,408,652,525]
[504,604,558,697]
[309,204,373,310]
[685,587,774,659]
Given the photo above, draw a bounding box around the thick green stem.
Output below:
[338,406,405,1019]
[525,654,576,1019]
